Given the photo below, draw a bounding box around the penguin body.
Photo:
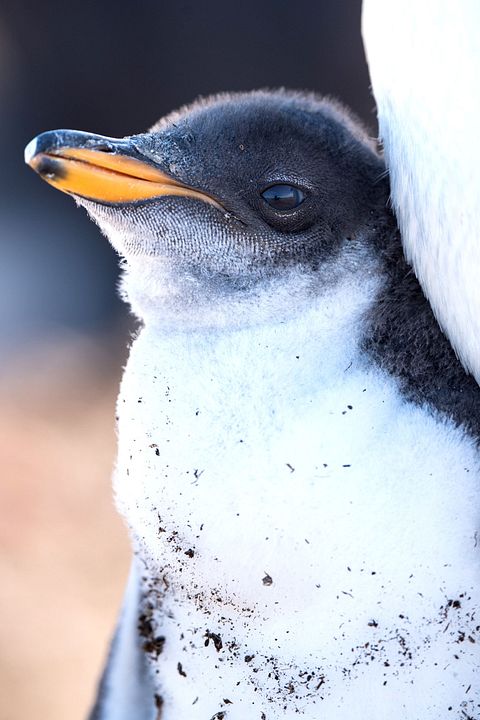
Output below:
[113,297,480,720]
[25,90,480,719]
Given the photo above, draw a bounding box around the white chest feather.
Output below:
[363,0,480,382]
[115,290,480,720]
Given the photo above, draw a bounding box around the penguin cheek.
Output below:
[76,199,167,258]
[76,197,239,269]
[77,197,299,281]
[74,200,136,257]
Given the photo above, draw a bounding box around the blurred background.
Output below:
[0,1,374,718]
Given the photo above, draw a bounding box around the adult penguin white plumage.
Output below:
[25,90,480,720]
[362,0,480,381]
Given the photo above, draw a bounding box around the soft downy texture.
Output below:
[97,96,479,719]
[113,269,480,719]
[25,89,480,719]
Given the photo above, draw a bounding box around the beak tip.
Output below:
[24,136,38,166]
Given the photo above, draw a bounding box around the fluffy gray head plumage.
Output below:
[78,90,390,320]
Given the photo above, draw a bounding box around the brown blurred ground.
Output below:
[0,335,131,720]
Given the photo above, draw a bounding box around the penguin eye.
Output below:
[261,184,305,211]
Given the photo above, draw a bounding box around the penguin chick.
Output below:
[26,90,480,720]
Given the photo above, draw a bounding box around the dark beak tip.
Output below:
[24,132,68,179]
[24,130,61,166]
[36,156,67,180]
[24,129,136,168]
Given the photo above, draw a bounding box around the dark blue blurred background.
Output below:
[1,0,373,352]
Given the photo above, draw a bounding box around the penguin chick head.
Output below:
[26,90,388,328]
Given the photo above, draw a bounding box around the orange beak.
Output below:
[25,130,223,210]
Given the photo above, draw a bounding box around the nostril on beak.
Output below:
[94,144,115,153]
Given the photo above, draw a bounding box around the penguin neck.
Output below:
[120,244,382,336]
[125,261,382,402]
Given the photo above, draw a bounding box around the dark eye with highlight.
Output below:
[261,184,305,211]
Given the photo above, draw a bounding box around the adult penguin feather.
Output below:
[362,0,480,381]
